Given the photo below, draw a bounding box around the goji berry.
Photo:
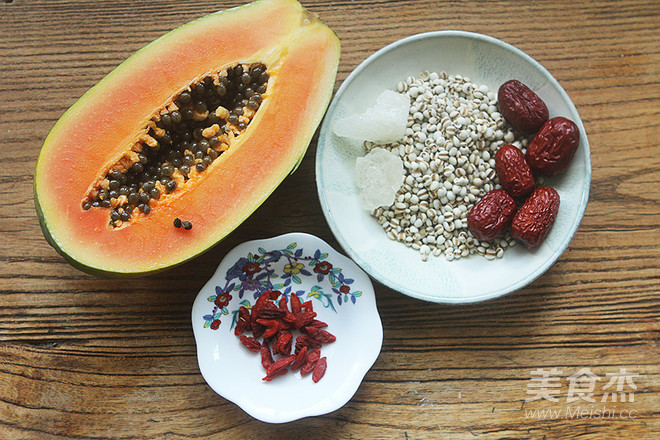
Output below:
[295,334,322,353]
[300,349,320,376]
[278,296,289,312]
[294,311,317,329]
[277,318,294,331]
[301,300,314,313]
[256,318,280,339]
[251,322,265,339]
[305,326,336,344]
[262,368,288,382]
[294,335,307,353]
[274,331,292,356]
[300,360,316,376]
[250,292,273,334]
[260,340,274,369]
[291,346,308,371]
[234,289,334,383]
[234,306,251,336]
[290,293,302,314]
[257,302,285,319]
[239,335,261,352]
[283,311,297,324]
[307,319,328,328]
[307,349,321,364]
[312,357,327,383]
[265,355,296,377]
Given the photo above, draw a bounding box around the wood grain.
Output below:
[1,0,658,438]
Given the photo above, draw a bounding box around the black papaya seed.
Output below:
[81,62,271,229]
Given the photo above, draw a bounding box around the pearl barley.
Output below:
[364,71,527,261]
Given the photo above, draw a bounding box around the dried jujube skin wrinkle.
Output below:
[467,189,517,241]
[495,144,536,199]
[526,116,580,176]
[83,63,270,228]
[498,79,549,135]
[511,186,560,249]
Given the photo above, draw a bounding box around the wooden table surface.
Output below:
[1,0,658,438]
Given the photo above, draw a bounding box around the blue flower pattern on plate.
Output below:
[202,242,362,329]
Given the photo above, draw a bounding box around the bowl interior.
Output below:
[316,31,591,303]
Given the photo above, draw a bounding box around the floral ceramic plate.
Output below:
[316,31,591,303]
[191,233,382,423]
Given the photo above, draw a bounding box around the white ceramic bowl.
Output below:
[316,31,591,303]
[191,233,382,423]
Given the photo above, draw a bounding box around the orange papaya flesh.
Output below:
[34,0,340,276]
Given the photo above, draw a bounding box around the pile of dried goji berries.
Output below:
[468,80,580,249]
[234,290,335,382]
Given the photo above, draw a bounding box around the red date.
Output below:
[498,80,549,135]
[511,186,560,249]
[526,116,580,176]
[495,144,536,198]
[467,189,517,241]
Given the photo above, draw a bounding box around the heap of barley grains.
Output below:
[366,71,530,261]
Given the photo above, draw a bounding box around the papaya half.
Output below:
[34,0,340,276]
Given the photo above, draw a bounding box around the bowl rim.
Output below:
[316,30,591,304]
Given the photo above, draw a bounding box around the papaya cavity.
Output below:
[84,63,270,228]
